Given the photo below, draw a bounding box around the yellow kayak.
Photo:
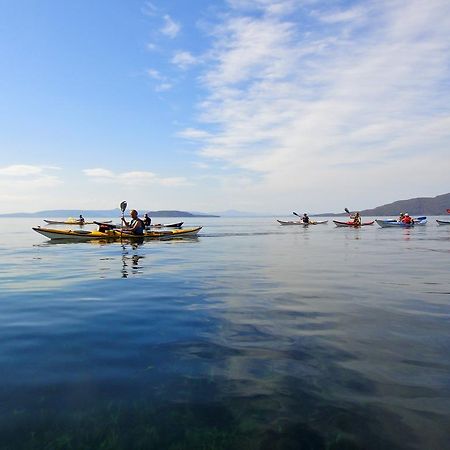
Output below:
[33,226,202,240]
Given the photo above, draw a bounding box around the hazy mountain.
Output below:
[2,193,448,218]
[0,209,219,218]
[359,193,450,216]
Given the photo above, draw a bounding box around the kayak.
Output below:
[146,222,184,228]
[375,218,427,228]
[436,219,450,225]
[148,222,183,228]
[383,216,426,223]
[333,220,374,227]
[33,226,202,240]
[277,220,328,225]
[44,219,112,225]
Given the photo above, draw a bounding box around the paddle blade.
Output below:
[120,201,127,213]
[344,208,350,214]
[293,212,300,217]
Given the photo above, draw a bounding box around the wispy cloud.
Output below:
[179,0,450,209]
[83,168,191,187]
[141,1,158,17]
[161,14,180,38]
[171,51,198,69]
[83,168,114,178]
[0,164,60,176]
[0,164,63,208]
[146,68,172,92]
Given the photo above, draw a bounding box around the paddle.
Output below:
[120,200,127,241]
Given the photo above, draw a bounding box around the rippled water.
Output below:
[0,217,449,449]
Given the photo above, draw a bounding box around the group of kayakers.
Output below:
[300,210,413,227]
[301,210,362,226]
[103,207,424,236]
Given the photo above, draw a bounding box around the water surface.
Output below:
[0,217,449,449]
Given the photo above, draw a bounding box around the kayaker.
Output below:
[352,212,362,226]
[302,213,310,224]
[397,212,405,222]
[401,213,413,225]
[121,209,145,235]
[79,214,85,224]
[143,213,151,227]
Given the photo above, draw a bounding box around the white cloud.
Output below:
[178,128,211,139]
[142,1,158,17]
[171,51,197,69]
[192,162,210,170]
[314,5,368,24]
[0,165,63,211]
[179,0,450,210]
[83,168,115,178]
[161,14,180,38]
[146,68,172,92]
[226,0,296,16]
[83,168,191,187]
[147,68,163,80]
[0,164,44,176]
[155,82,172,92]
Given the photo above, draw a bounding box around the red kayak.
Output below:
[333,220,375,228]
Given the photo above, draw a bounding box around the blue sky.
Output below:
[1,0,449,214]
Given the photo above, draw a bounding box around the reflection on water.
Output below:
[0,218,449,449]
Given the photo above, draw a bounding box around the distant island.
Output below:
[359,192,449,216]
[1,193,448,218]
[0,209,219,218]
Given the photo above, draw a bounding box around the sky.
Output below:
[0,0,449,214]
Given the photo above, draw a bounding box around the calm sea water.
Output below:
[0,217,449,450]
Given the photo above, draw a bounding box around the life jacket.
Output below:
[130,218,145,235]
[402,216,412,224]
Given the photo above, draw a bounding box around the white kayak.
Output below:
[277,220,328,225]
[436,219,450,225]
[146,221,184,228]
[44,219,112,225]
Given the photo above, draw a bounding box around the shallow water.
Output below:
[0,217,449,449]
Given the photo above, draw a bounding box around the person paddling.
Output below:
[121,209,145,235]
[143,213,151,227]
[352,212,362,226]
[79,214,85,225]
[302,213,310,224]
[401,213,413,225]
